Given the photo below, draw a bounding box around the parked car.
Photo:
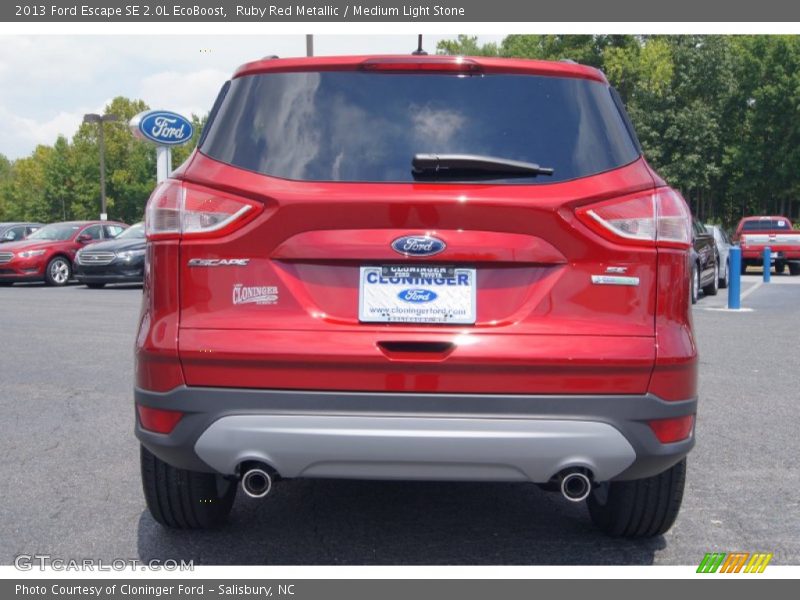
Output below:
[734,215,800,275]
[0,220,127,286]
[690,218,719,303]
[74,222,145,288]
[704,224,732,288]
[135,54,697,537]
[0,222,42,243]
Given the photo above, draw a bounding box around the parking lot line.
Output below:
[740,281,763,300]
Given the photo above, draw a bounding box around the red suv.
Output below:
[136,55,697,537]
[0,220,127,286]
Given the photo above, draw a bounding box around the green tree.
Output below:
[42,135,74,221]
[0,153,12,219]
[723,36,800,221]
[72,97,153,223]
[625,37,730,217]
[4,146,52,221]
[499,35,637,67]
[436,34,499,56]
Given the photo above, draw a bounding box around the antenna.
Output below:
[412,35,427,56]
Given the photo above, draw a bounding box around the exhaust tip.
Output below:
[241,468,272,499]
[560,471,592,503]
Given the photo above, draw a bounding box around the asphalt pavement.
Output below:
[1,274,798,566]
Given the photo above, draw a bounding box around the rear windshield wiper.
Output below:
[412,153,554,179]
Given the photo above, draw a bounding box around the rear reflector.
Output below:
[576,187,691,248]
[648,415,695,443]
[137,405,184,434]
[145,180,262,240]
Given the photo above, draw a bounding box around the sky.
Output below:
[0,34,504,160]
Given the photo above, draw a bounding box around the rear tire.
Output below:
[140,445,237,529]
[741,261,748,275]
[44,256,71,286]
[775,261,786,275]
[702,261,719,296]
[588,458,687,538]
[789,262,800,276]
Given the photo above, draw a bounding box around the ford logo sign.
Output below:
[398,289,438,303]
[129,110,194,146]
[391,235,446,257]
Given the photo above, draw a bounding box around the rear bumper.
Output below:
[742,250,800,261]
[135,386,696,483]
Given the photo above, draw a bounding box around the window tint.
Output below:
[117,223,145,239]
[201,72,640,184]
[104,225,124,238]
[742,219,790,231]
[82,225,103,240]
[28,224,80,241]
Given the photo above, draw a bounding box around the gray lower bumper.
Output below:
[135,386,696,482]
[194,414,636,482]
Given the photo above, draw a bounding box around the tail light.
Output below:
[137,405,184,434]
[360,56,482,73]
[648,415,695,444]
[145,180,262,240]
[575,187,691,248]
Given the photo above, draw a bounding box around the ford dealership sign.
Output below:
[129,110,193,146]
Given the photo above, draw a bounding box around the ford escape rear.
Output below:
[135,55,697,537]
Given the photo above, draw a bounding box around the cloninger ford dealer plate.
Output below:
[358,265,477,324]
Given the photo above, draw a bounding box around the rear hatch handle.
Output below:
[377,341,455,361]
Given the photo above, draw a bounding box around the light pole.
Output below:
[83,113,119,220]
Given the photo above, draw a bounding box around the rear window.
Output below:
[742,219,790,231]
[200,71,640,184]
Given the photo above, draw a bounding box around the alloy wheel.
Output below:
[50,259,70,284]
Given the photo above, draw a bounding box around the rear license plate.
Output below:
[358,265,476,324]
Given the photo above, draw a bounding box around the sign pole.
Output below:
[98,119,107,220]
[156,145,171,183]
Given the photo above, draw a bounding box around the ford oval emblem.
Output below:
[129,110,194,146]
[398,289,438,303]
[391,235,446,257]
